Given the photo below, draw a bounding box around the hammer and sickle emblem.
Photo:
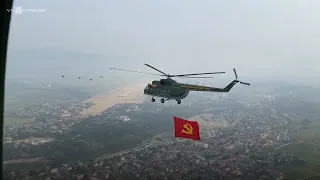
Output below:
[181,123,193,135]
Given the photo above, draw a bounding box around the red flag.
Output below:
[173,116,200,140]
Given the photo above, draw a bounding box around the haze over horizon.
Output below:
[6,0,320,86]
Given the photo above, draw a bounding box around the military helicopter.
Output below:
[61,75,103,81]
[110,64,250,104]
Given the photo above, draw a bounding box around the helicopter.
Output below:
[61,75,103,81]
[109,64,250,104]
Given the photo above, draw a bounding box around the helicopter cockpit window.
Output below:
[145,84,150,90]
[160,80,164,85]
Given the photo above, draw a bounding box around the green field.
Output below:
[302,175,320,180]
[278,163,320,179]
[296,121,320,145]
[4,83,98,113]
[4,117,35,127]
[277,143,320,163]
[276,120,320,179]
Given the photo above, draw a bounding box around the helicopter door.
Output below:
[163,89,168,98]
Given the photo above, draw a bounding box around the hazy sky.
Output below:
[7,0,320,83]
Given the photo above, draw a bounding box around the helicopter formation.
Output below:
[60,64,250,104]
[61,75,103,81]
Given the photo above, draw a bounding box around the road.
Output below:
[3,157,49,165]
[275,142,293,150]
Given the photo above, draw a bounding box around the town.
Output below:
[3,90,316,180]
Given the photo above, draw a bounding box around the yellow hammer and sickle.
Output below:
[181,123,193,135]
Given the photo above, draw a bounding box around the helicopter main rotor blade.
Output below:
[176,76,214,78]
[170,72,225,77]
[109,68,165,76]
[144,64,169,77]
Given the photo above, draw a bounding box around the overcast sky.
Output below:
[7,0,320,84]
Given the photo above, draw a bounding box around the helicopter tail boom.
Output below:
[179,68,250,93]
[221,80,239,92]
[220,68,250,92]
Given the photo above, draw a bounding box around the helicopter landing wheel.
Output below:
[176,99,181,104]
[151,98,155,102]
[160,98,165,103]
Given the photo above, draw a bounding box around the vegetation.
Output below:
[4,82,95,113]
[276,120,320,179]
[296,120,320,145]
[3,117,35,127]
[276,143,320,163]
[3,82,99,129]
[3,102,213,168]
[278,163,320,180]
[3,113,168,164]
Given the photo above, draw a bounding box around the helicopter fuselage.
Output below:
[144,79,189,101]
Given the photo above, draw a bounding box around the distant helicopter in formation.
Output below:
[110,64,250,104]
[61,75,103,81]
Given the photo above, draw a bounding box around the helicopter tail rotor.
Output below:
[233,68,250,86]
[233,68,238,79]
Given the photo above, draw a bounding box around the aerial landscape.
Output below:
[3,78,320,180]
[3,0,320,180]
